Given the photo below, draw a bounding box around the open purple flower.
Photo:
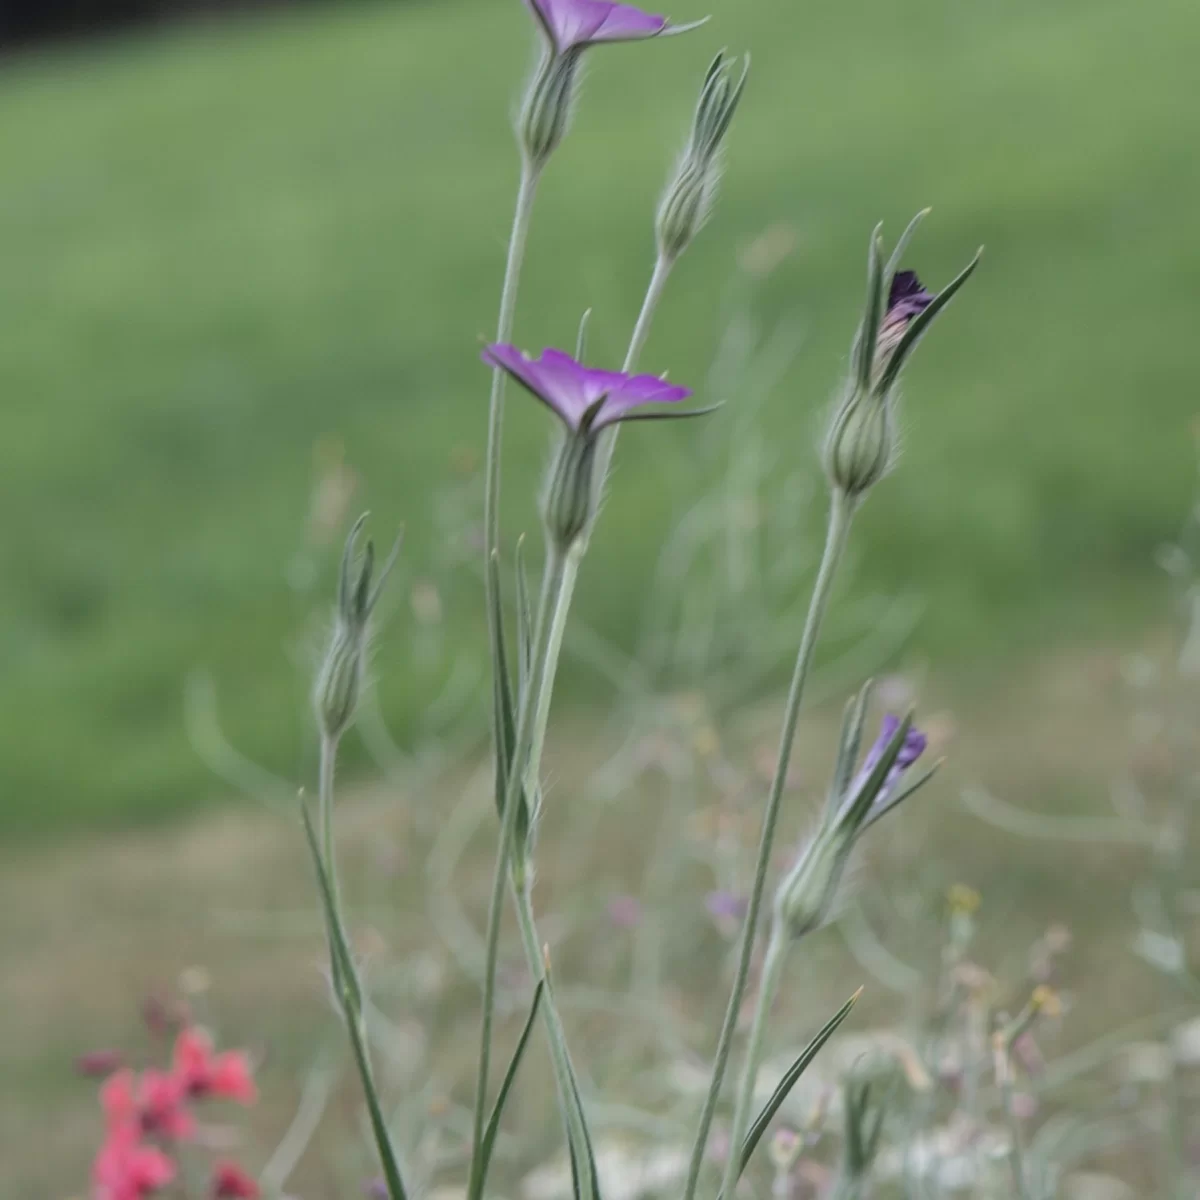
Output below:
[524,0,683,53]
[483,345,693,432]
[482,344,704,548]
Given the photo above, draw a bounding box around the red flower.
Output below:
[212,1160,261,1198]
[92,1125,175,1200]
[101,1070,138,1133]
[173,1028,257,1105]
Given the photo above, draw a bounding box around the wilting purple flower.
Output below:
[606,894,643,929]
[483,346,692,432]
[524,0,675,54]
[873,270,934,377]
[363,1179,389,1200]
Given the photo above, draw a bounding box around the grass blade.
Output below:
[477,982,545,1186]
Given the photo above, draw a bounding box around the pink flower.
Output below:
[92,1126,175,1200]
[173,1028,257,1104]
[138,1069,196,1140]
[100,1067,195,1141]
[212,1160,261,1198]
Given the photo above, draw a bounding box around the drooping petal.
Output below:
[588,0,670,42]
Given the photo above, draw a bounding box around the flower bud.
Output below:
[313,515,401,742]
[655,52,748,261]
[519,50,581,168]
[541,428,599,551]
[822,383,892,499]
[773,829,851,941]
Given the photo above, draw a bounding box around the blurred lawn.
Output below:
[1,0,1198,836]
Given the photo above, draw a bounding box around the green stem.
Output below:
[999,1072,1030,1200]
[467,545,566,1200]
[484,163,542,576]
[682,489,855,1200]
[319,733,342,990]
[716,925,789,1200]
[513,872,596,1200]
[623,252,674,374]
[589,253,675,503]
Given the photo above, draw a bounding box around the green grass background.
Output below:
[1,0,1198,837]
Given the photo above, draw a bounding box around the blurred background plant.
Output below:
[2,0,1200,1196]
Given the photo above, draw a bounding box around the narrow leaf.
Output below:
[883,208,930,282]
[734,989,862,1183]
[863,757,943,830]
[477,983,545,1186]
[854,225,885,390]
[830,679,874,811]
[487,551,517,823]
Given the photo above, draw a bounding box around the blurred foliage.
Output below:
[0,0,1198,835]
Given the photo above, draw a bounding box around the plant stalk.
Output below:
[682,488,855,1200]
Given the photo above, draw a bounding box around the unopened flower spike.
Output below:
[519,0,705,166]
[825,214,982,499]
[482,344,713,548]
[314,514,402,741]
[656,50,749,261]
[775,698,931,939]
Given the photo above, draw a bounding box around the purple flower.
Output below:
[524,0,678,54]
[482,345,693,431]
[839,714,927,827]
[874,270,934,374]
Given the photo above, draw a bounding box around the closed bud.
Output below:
[655,52,748,261]
[519,50,581,168]
[773,829,852,941]
[541,428,599,551]
[313,515,401,742]
[822,383,892,499]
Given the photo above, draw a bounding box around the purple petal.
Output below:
[885,269,934,324]
[593,374,693,428]
[483,344,587,427]
[845,714,927,819]
[531,0,668,48]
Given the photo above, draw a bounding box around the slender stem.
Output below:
[716,925,789,1200]
[513,873,596,1200]
[682,489,855,1200]
[467,545,566,1200]
[319,734,339,900]
[623,252,674,374]
[999,1072,1029,1200]
[484,162,542,575]
[523,252,674,771]
[589,253,676,504]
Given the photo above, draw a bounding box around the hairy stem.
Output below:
[467,545,566,1200]
[682,489,855,1200]
[716,924,789,1200]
